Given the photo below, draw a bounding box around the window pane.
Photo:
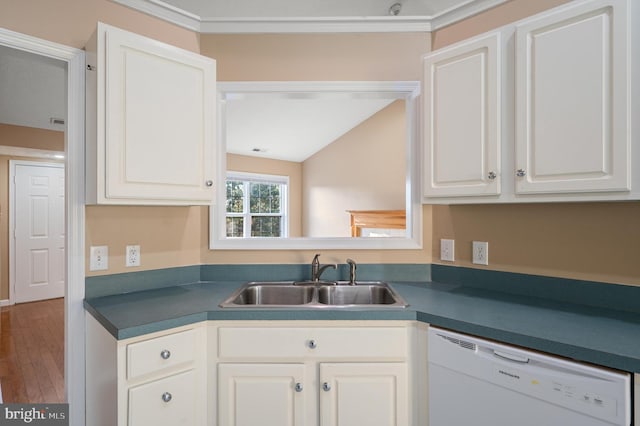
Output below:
[249,183,280,213]
[226,217,244,237]
[226,180,244,213]
[251,216,281,237]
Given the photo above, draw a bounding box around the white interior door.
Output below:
[12,161,65,303]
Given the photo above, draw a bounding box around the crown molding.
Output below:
[112,0,511,33]
[112,0,201,31]
[430,0,511,30]
[199,17,433,33]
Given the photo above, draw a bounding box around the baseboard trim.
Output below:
[0,299,10,307]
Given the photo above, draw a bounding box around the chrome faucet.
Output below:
[311,254,337,282]
[346,258,357,285]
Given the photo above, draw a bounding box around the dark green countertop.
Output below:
[84,280,640,373]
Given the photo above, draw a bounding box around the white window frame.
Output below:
[226,171,289,238]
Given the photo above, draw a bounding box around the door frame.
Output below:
[9,160,65,304]
[0,27,86,425]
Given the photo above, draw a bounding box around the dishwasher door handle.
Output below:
[493,350,530,364]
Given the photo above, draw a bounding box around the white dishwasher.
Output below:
[428,327,631,426]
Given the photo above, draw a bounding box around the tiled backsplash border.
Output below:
[85,263,640,314]
[85,263,432,299]
[431,265,640,314]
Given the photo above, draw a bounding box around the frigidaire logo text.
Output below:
[498,369,521,380]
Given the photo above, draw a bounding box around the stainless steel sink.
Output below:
[219,281,408,309]
[317,284,399,305]
[226,283,315,306]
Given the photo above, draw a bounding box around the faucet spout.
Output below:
[311,253,337,282]
[346,258,357,285]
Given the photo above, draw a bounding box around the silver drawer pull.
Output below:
[487,171,497,180]
[205,180,214,187]
[322,382,331,392]
[162,392,172,403]
[308,340,317,349]
[160,349,171,360]
[295,383,303,392]
[516,169,526,177]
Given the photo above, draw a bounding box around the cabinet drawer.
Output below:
[219,327,407,360]
[128,370,196,426]
[127,329,196,379]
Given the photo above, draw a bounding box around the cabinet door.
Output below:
[218,363,307,426]
[320,363,408,426]
[102,24,216,203]
[128,370,198,426]
[423,32,501,198]
[515,0,630,194]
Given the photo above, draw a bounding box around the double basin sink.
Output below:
[219,281,408,309]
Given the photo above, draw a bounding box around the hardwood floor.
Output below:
[0,298,64,403]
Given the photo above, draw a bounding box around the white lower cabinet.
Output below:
[319,363,408,426]
[218,363,307,426]
[128,370,197,426]
[86,317,426,426]
[212,321,422,426]
[85,315,207,426]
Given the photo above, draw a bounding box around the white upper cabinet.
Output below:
[423,0,639,204]
[423,32,501,198]
[515,0,630,194]
[85,23,216,205]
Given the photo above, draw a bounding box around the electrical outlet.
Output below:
[440,239,455,262]
[90,245,109,271]
[472,241,489,265]
[126,245,141,267]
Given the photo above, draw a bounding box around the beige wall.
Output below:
[200,33,429,81]
[430,0,640,286]
[432,203,640,286]
[5,0,638,286]
[85,206,202,277]
[0,0,199,52]
[227,154,303,237]
[0,124,64,151]
[432,0,573,49]
[303,100,405,237]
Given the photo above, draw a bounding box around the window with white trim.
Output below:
[226,172,288,238]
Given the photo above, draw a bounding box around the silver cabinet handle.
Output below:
[487,171,497,180]
[205,180,213,187]
[162,392,172,402]
[322,382,331,392]
[308,340,317,349]
[295,383,303,392]
[516,169,526,177]
[160,349,171,360]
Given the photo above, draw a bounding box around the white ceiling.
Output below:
[0,45,66,132]
[226,97,395,162]
[113,0,509,32]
